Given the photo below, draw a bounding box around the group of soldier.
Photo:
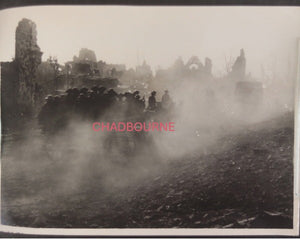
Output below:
[38,86,172,133]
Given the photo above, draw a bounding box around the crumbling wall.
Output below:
[230,49,246,81]
[15,18,43,111]
[204,57,213,76]
[70,48,98,75]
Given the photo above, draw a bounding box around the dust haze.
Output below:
[0,6,297,229]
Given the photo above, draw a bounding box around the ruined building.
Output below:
[186,56,204,71]
[230,49,246,81]
[1,18,46,130]
[67,48,98,75]
[15,18,43,109]
[77,48,97,62]
[204,57,212,76]
[64,48,125,79]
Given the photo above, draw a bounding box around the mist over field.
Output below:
[0,6,297,229]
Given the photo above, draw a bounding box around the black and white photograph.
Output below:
[0,4,299,236]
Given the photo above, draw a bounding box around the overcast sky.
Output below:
[0,6,299,77]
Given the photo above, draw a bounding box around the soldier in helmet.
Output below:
[135,94,145,113]
[74,93,89,119]
[107,89,118,97]
[64,88,77,119]
[72,88,80,98]
[80,87,89,96]
[95,87,107,118]
[104,89,118,110]
[148,91,157,111]
[122,91,136,116]
[91,85,99,93]
[59,94,67,112]
[87,90,97,120]
[46,95,54,102]
[65,88,74,103]
[98,86,106,94]
[66,88,73,95]
[133,91,140,98]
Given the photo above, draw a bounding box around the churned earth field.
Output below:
[1,112,294,228]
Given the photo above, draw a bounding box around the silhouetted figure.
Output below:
[79,87,89,96]
[95,87,107,118]
[161,90,171,109]
[134,94,145,113]
[91,85,99,94]
[74,93,89,119]
[106,89,118,105]
[38,85,175,134]
[133,91,140,99]
[148,91,157,111]
[71,88,80,101]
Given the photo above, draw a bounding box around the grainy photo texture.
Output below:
[0,6,298,232]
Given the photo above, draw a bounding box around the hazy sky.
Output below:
[0,6,299,77]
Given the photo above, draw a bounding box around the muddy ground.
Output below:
[1,113,294,228]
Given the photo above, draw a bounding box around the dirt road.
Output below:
[1,113,294,228]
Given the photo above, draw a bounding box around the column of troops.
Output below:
[38,86,172,133]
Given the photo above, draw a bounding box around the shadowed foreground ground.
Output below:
[1,113,294,228]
